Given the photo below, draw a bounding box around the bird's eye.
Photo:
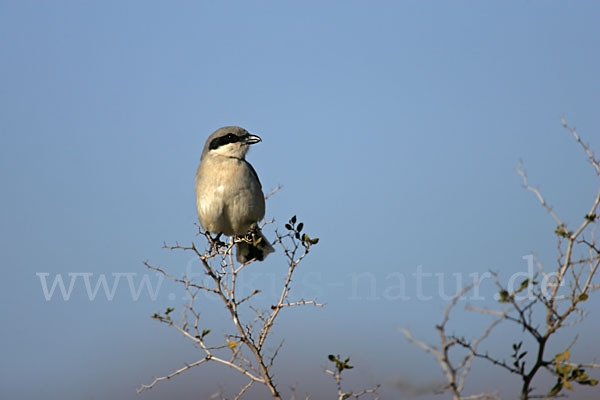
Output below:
[208,132,240,150]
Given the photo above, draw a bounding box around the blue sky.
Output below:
[1,1,599,399]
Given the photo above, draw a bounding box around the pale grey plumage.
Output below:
[195,126,274,263]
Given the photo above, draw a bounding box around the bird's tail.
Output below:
[236,226,275,263]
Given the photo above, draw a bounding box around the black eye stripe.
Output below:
[209,133,243,150]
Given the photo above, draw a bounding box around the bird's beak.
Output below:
[244,134,262,145]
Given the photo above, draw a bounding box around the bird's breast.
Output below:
[195,156,265,236]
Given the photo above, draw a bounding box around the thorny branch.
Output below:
[399,283,503,400]
[323,354,380,400]
[138,216,322,399]
[402,119,600,400]
[265,185,283,200]
[504,120,600,399]
[561,115,600,176]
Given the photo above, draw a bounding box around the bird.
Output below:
[195,126,274,263]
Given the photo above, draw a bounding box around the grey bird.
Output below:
[195,126,274,263]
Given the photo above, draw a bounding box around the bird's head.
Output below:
[202,126,262,159]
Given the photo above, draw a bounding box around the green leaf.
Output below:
[201,329,211,338]
[498,290,510,303]
[548,381,563,396]
[328,354,336,362]
[515,278,530,293]
[575,373,589,381]
[310,238,320,245]
[555,225,570,238]
[513,342,521,351]
[580,379,598,386]
[290,215,297,225]
[578,293,589,301]
[569,368,584,379]
[585,213,597,222]
[165,307,175,315]
[285,223,292,231]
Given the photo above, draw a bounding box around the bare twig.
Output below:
[400,284,504,400]
[323,362,380,400]
[137,358,209,393]
[139,216,322,399]
[561,115,600,176]
[265,185,283,200]
[403,120,600,399]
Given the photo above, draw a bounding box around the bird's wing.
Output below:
[243,160,262,189]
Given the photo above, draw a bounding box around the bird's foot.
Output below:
[238,228,262,246]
